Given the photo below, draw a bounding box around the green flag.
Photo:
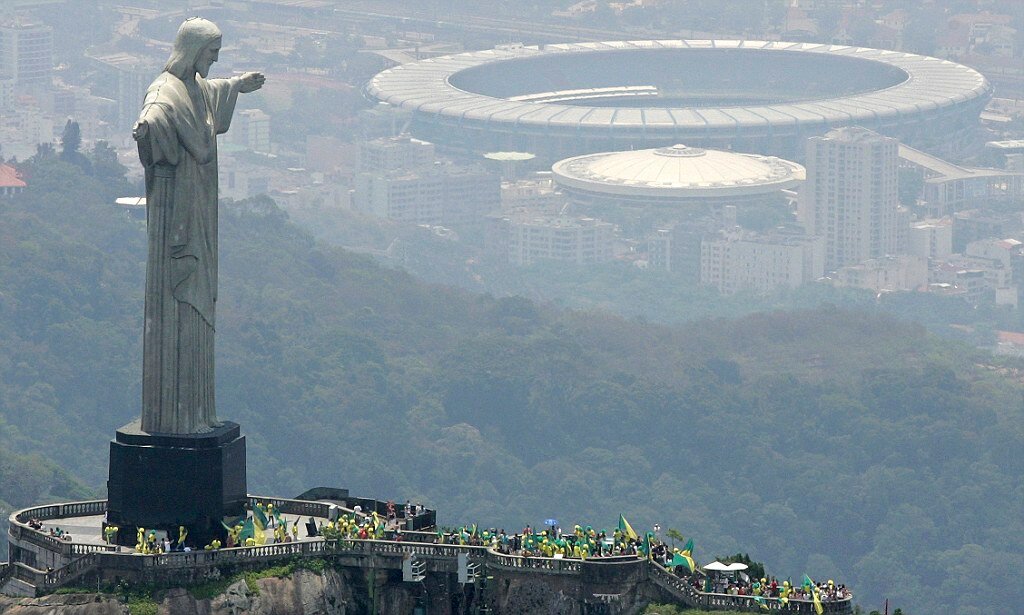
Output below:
[253,505,268,532]
[683,537,694,555]
[239,518,255,541]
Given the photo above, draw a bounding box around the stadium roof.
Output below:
[552,145,805,199]
[368,40,990,135]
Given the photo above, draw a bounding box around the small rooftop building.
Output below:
[0,163,26,197]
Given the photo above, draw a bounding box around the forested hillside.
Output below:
[1,156,1021,614]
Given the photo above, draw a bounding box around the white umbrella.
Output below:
[703,561,731,571]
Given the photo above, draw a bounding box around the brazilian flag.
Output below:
[670,551,695,572]
[618,515,638,540]
[683,537,694,555]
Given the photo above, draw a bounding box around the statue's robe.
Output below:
[136,71,238,434]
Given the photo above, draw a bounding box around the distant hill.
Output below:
[0,156,1021,613]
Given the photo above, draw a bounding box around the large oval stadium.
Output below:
[367,40,992,160]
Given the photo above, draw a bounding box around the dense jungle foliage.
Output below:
[1,156,1021,614]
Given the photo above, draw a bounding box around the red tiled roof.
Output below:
[997,330,1024,346]
[0,164,26,188]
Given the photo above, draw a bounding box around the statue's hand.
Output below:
[238,72,265,93]
[132,120,148,141]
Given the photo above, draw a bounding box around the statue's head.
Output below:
[164,18,222,80]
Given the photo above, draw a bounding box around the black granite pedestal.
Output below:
[106,420,246,548]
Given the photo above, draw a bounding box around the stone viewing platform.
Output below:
[3,493,853,614]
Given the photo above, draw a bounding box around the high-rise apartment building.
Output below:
[0,20,53,89]
[799,127,900,270]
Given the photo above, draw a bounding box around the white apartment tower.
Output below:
[0,20,53,89]
[799,127,900,270]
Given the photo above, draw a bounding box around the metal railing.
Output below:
[648,562,703,607]
[486,550,585,574]
[13,500,108,524]
[699,592,853,614]
[9,500,118,560]
[649,564,853,615]
[248,497,332,521]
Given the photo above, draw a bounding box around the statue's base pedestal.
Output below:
[106,420,246,548]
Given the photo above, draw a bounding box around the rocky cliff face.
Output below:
[0,592,126,615]
[0,570,356,615]
[0,566,650,615]
[163,570,358,615]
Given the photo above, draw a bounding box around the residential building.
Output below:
[500,178,561,212]
[700,228,825,295]
[353,166,500,233]
[799,127,900,271]
[89,52,161,135]
[359,135,434,173]
[907,218,953,262]
[0,20,52,90]
[952,209,1023,253]
[232,109,271,153]
[489,214,615,265]
[834,255,928,292]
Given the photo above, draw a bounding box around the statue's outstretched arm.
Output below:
[233,72,265,94]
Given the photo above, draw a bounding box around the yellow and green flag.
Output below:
[252,507,268,545]
[618,514,638,540]
[670,551,695,572]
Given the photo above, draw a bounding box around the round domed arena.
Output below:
[367,40,992,161]
[551,144,805,206]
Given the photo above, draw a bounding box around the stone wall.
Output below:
[0,565,657,615]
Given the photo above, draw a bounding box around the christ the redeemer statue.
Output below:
[134,18,264,434]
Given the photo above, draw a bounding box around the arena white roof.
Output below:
[552,145,805,199]
[367,40,990,136]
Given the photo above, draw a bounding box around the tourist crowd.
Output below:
[698,575,851,600]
